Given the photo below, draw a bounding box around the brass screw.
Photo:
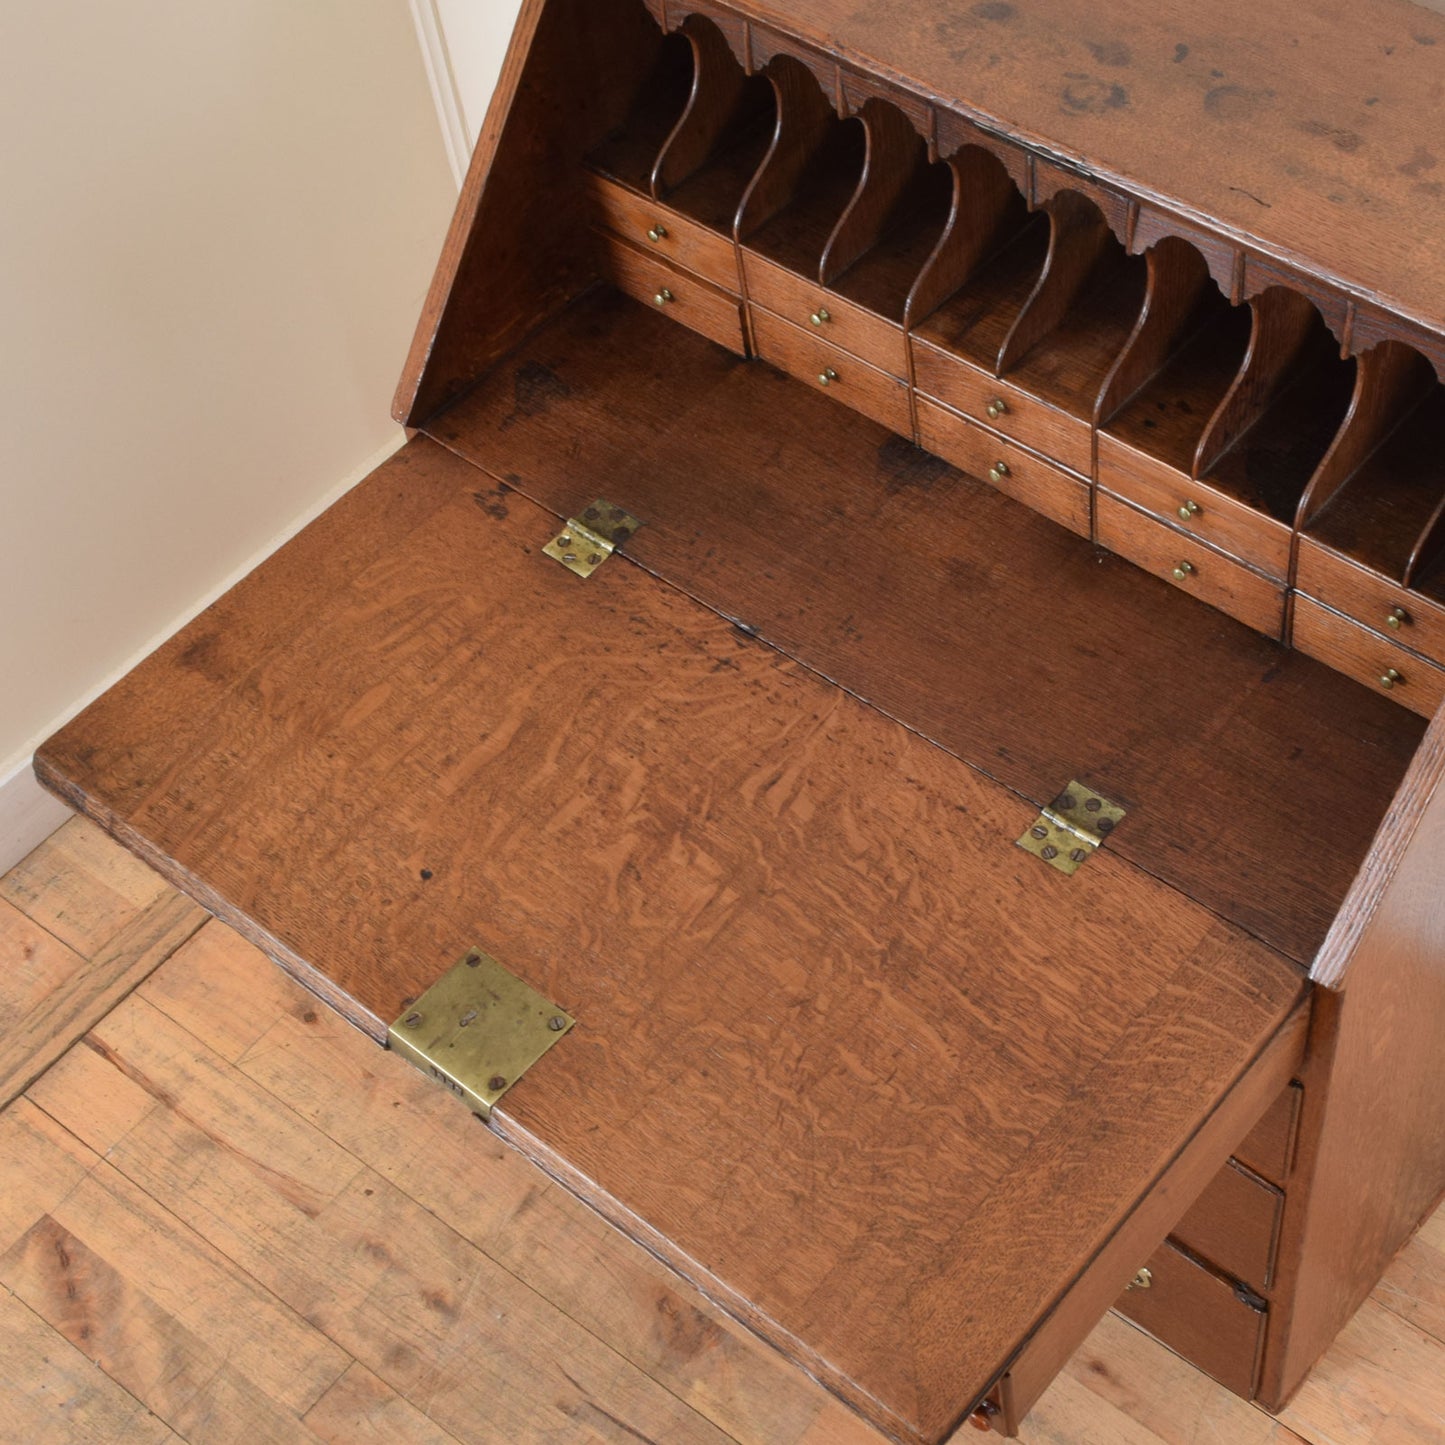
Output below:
[986,397,1008,420]
[1127,1267,1153,1291]
[988,461,1010,484]
[654,288,674,307]
[647,224,667,242]
[488,1075,508,1092]
[548,1016,567,1032]
[1380,668,1402,690]
[1387,606,1408,630]
[1172,560,1195,581]
[810,308,831,327]
[1178,500,1201,521]
[818,368,838,387]
[403,1012,423,1029]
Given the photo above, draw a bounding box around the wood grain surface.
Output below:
[425,291,1423,965]
[36,435,1312,1441]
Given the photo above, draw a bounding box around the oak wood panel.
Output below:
[1099,433,1293,579]
[744,250,907,375]
[654,13,753,194]
[1292,596,1445,720]
[1171,1160,1285,1292]
[910,339,1091,475]
[750,307,912,432]
[35,446,1310,1443]
[1297,541,1445,671]
[597,230,748,354]
[915,398,1090,538]
[421,293,1424,964]
[1116,1241,1266,1399]
[1234,1084,1302,1190]
[1095,492,1287,639]
[588,171,741,290]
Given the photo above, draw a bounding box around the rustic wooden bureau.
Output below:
[36,0,1445,1439]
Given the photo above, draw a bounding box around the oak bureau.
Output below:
[37,0,1445,1438]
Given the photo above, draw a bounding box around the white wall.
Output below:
[0,1,461,858]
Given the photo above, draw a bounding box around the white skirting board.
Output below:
[0,760,71,874]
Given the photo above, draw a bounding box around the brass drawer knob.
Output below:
[1127,1267,1153,1291]
[646,223,668,243]
[819,368,839,387]
[810,308,831,327]
[1387,606,1408,630]
[986,397,1009,420]
[653,288,674,307]
[1380,668,1403,690]
[989,461,1010,484]
[1172,561,1195,581]
[1178,500,1201,521]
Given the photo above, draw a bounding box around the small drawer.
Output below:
[1297,540,1445,670]
[741,252,906,378]
[1116,1241,1265,1399]
[1293,595,1445,719]
[917,398,1090,538]
[911,338,1091,477]
[1097,433,1291,580]
[1234,1083,1301,1188]
[1097,493,1287,639]
[596,233,747,356]
[585,172,740,292]
[1171,1159,1284,1291]
[751,310,912,435]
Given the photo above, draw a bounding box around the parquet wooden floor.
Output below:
[2,817,1441,1444]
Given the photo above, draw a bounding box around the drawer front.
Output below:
[1171,1159,1284,1290]
[1297,540,1445,670]
[1097,493,1287,639]
[911,338,1092,477]
[752,310,912,435]
[1293,595,1445,719]
[1097,433,1291,580]
[596,233,747,357]
[1116,1241,1265,1399]
[586,173,740,292]
[1234,1083,1301,1188]
[742,252,906,377]
[917,398,1090,538]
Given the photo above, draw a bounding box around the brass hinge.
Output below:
[1016,780,1126,875]
[388,948,575,1119]
[543,499,643,578]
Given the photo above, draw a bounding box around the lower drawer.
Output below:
[1171,1158,1283,1290]
[751,308,912,435]
[1097,492,1287,640]
[1116,1240,1266,1399]
[1293,594,1445,719]
[596,233,747,357]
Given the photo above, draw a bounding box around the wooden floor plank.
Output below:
[1,816,172,959]
[1374,1206,1445,1349]
[0,900,86,1041]
[303,1363,465,1445]
[0,1287,177,1445]
[141,922,905,1445]
[0,1098,97,1254]
[35,992,745,1445]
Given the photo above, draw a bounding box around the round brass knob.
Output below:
[646,224,668,242]
[986,397,1008,420]
[1178,500,1201,521]
[1172,561,1195,581]
[1387,606,1408,630]
[810,308,831,327]
[988,461,1010,484]
[1127,1267,1153,1291]
[967,1401,1000,1432]
[1381,668,1402,690]
[819,368,838,387]
[653,288,674,307]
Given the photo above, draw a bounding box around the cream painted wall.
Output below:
[0,2,458,800]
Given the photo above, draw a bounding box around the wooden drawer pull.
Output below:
[967,1401,1001,1431]
[1380,667,1403,690]
[1172,560,1196,581]
[819,367,839,388]
[810,308,831,327]
[987,397,1009,420]
[1387,606,1408,630]
[1178,500,1201,521]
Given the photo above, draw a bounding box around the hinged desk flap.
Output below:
[39,439,1309,1443]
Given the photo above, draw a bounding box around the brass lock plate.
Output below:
[388,949,575,1118]
[1017,781,1127,876]
[543,500,643,578]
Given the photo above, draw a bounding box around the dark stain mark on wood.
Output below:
[471,488,511,521]
[970,1,1016,19]
[877,435,950,493]
[1061,73,1130,114]
[1204,85,1272,121]
[1300,119,1363,153]
[1087,39,1132,67]
[1173,43,1189,63]
[1398,148,1438,179]
[502,361,573,431]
